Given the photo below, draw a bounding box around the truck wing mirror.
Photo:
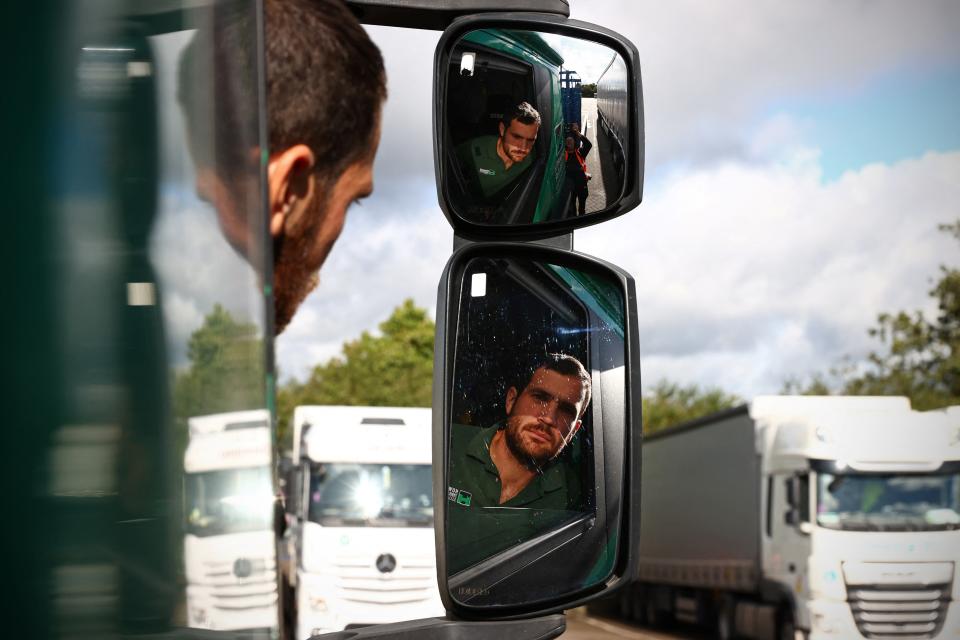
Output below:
[785,477,797,507]
[433,243,642,617]
[434,15,644,237]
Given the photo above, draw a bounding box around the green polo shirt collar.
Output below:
[463,425,565,507]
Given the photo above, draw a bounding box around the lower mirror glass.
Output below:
[444,252,628,608]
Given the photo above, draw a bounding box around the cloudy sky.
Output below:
[271,1,960,399]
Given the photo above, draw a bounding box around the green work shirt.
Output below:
[456,135,535,200]
[446,424,582,575]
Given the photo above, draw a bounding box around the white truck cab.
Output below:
[755,397,960,639]
[288,406,444,638]
[184,410,277,633]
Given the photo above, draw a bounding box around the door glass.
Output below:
[29,0,275,636]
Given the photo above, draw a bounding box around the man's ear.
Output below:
[505,386,518,415]
[570,419,582,437]
[267,144,316,238]
[498,122,505,138]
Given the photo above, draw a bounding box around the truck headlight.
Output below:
[813,612,844,634]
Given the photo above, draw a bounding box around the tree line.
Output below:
[172,221,959,445]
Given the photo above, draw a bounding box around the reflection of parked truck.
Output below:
[596,52,627,179]
[623,396,960,640]
[183,410,277,633]
[284,406,443,638]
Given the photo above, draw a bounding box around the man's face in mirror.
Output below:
[504,367,585,466]
[498,118,539,164]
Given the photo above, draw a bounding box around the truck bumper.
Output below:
[806,598,861,639]
[186,586,278,633]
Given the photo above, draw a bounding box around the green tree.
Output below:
[642,379,742,435]
[785,221,960,410]
[580,83,597,98]
[172,304,266,450]
[277,299,435,448]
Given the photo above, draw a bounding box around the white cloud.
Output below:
[270,6,960,399]
[276,195,452,382]
[577,149,958,396]
[151,194,267,366]
[570,0,960,169]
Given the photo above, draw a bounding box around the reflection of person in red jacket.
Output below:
[564,123,593,215]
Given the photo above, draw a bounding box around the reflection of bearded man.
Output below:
[491,354,590,472]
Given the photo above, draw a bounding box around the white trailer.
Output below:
[285,406,444,638]
[596,51,628,179]
[183,409,278,632]
[622,396,960,640]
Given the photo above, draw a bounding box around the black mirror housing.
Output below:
[432,242,642,619]
[433,13,644,240]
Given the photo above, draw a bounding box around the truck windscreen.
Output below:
[308,463,433,527]
[817,471,960,531]
[185,466,273,536]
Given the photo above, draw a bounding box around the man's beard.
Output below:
[503,419,553,473]
[272,233,320,335]
[507,146,527,162]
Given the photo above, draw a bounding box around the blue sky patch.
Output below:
[775,64,960,181]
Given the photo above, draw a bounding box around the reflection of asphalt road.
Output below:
[581,98,607,213]
[562,608,709,640]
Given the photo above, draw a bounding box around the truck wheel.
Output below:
[617,589,632,619]
[644,597,661,628]
[715,598,735,640]
[629,586,647,624]
[778,608,798,640]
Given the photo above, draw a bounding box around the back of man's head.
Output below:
[266,0,386,188]
[179,0,386,188]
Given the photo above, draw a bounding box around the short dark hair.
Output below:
[523,353,592,416]
[501,101,541,129]
[178,0,386,186]
[265,0,386,186]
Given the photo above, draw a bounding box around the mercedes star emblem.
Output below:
[375,553,397,574]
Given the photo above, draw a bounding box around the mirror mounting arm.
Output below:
[453,232,573,252]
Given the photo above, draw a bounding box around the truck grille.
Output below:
[202,557,278,610]
[333,554,436,606]
[848,585,950,639]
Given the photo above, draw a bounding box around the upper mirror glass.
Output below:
[444,30,629,226]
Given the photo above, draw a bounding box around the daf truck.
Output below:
[621,396,960,640]
[183,410,278,633]
[285,406,443,638]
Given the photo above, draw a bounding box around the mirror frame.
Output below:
[432,242,643,619]
[433,13,645,240]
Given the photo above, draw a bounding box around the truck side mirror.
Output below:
[434,15,643,236]
[785,476,797,507]
[433,243,642,617]
[784,508,799,526]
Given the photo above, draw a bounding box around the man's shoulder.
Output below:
[451,422,494,460]
[457,135,497,159]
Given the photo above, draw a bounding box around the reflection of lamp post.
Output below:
[460,52,476,77]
